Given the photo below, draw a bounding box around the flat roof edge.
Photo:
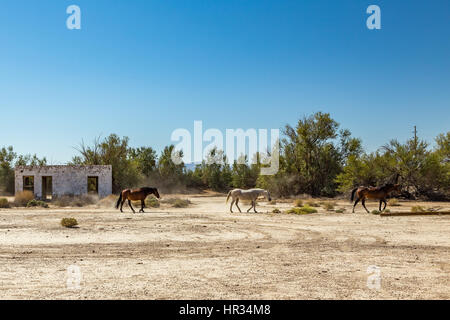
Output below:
[15,165,112,170]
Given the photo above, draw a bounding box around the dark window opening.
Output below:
[88,176,99,194]
[23,176,34,194]
[42,176,52,200]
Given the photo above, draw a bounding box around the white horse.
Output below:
[226,188,272,213]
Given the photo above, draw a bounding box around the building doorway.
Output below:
[42,176,52,200]
[87,176,99,194]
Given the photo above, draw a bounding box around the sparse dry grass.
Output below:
[411,205,426,213]
[97,194,118,208]
[53,195,98,207]
[145,196,160,208]
[306,200,320,207]
[172,199,191,208]
[388,198,401,206]
[322,202,335,211]
[161,198,192,208]
[14,191,34,207]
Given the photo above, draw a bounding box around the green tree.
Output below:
[336,130,450,199]
[435,132,450,160]
[0,146,16,194]
[129,147,157,177]
[0,146,47,194]
[281,112,361,196]
[189,148,231,191]
[231,153,260,189]
[155,145,186,189]
[72,134,140,193]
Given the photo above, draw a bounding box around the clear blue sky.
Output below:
[1,0,449,164]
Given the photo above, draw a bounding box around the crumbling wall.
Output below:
[15,165,112,198]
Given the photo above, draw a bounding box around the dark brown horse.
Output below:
[116,187,160,213]
[351,183,401,213]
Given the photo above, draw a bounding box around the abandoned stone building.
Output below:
[15,165,112,199]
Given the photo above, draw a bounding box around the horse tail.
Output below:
[226,191,232,203]
[116,192,123,209]
[350,188,358,202]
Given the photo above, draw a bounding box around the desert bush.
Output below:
[14,191,34,207]
[53,196,75,207]
[388,198,401,206]
[53,195,97,207]
[335,208,345,213]
[161,198,191,208]
[306,200,320,207]
[293,199,303,207]
[26,199,49,208]
[0,198,10,208]
[411,205,426,213]
[323,202,335,211]
[145,196,160,208]
[61,218,78,228]
[272,208,281,213]
[371,210,381,215]
[172,199,191,208]
[286,205,318,215]
[301,205,318,214]
[268,200,277,205]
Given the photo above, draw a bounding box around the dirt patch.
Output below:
[0,196,449,299]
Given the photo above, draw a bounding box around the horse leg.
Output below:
[247,201,253,213]
[235,198,242,213]
[379,200,382,211]
[120,199,125,213]
[230,199,235,213]
[128,200,135,213]
[352,198,360,213]
[382,199,387,211]
[253,201,258,213]
[140,200,145,213]
[362,199,370,213]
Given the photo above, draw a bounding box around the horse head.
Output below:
[152,188,161,199]
[144,187,160,199]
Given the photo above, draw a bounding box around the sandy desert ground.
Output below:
[0,195,449,300]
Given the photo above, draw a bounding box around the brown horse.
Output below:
[116,187,160,213]
[351,183,401,213]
